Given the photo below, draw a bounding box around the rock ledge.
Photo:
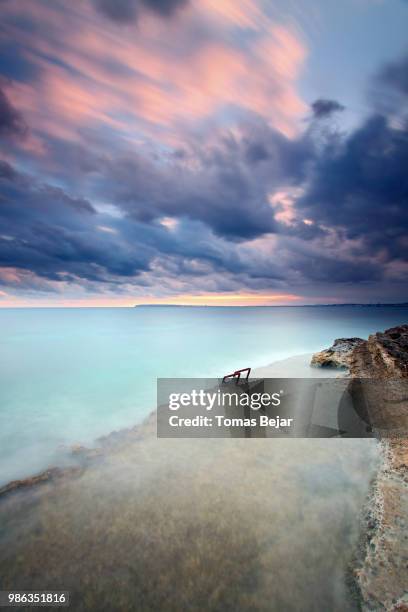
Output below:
[311,337,364,368]
[349,325,408,611]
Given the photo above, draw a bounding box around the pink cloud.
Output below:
[198,0,263,29]
[269,187,305,225]
[3,0,308,147]
[0,268,22,284]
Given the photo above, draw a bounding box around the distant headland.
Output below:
[134,302,408,308]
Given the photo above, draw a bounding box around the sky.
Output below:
[0,0,407,306]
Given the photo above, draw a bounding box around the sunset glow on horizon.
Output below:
[0,292,304,308]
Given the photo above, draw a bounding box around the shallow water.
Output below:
[0,306,389,609]
[0,305,407,484]
[0,434,379,612]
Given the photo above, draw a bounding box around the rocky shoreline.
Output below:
[313,325,408,611]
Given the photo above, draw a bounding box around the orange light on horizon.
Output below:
[0,292,303,308]
[139,293,302,306]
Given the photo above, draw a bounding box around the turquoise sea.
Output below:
[0,305,407,485]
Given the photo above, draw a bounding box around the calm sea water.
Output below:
[1,305,404,610]
[0,305,407,485]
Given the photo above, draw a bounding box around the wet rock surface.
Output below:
[311,338,365,368]
[0,466,84,497]
[349,325,408,611]
[349,325,408,379]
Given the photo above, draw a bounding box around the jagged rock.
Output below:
[349,325,408,378]
[350,325,408,611]
[311,337,364,368]
[311,325,408,609]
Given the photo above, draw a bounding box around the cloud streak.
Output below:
[0,84,27,138]
[92,0,189,23]
[0,0,307,148]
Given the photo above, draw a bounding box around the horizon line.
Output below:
[0,302,407,309]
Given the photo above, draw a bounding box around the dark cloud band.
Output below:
[0,85,27,138]
[311,99,345,119]
[92,0,189,23]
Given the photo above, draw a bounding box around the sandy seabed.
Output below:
[0,355,380,612]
